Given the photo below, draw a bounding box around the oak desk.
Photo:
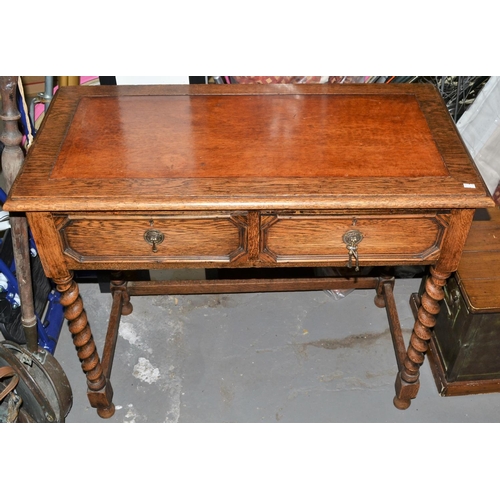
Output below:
[4,83,493,418]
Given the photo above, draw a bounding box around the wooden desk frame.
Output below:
[1,77,494,419]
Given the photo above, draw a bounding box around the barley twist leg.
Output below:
[394,266,449,409]
[55,274,115,418]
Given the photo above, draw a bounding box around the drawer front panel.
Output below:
[262,214,448,264]
[59,213,247,263]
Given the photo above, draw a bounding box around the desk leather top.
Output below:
[5,84,494,212]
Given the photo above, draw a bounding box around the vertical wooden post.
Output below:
[0,77,24,191]
[0,76,38,352]
[58,76,79,87]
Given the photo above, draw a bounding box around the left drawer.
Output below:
[57,213,248,264]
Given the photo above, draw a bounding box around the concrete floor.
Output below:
[47,276,500,423]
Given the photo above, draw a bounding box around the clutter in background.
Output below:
[230,76,368,84]
[456,77,500,203]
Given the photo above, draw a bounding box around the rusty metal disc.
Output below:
[0,341,72,422]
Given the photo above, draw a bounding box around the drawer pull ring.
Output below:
[144,229,165,253]
[342,229,363,271]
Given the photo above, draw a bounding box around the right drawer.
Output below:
[260,213,449,266]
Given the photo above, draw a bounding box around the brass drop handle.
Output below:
[342,229,363,271]
[144,229,165,253]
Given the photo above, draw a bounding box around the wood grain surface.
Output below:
[455,206,500,312]
[4,84,494,212]
[58,213,246,263]
[50,94,447,179]
[262,213,447,263]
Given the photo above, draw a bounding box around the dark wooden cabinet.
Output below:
[3,83,494,417]
[421,207,500,395]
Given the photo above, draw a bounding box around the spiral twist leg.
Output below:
[110,272,133,316]
[56,274,115,418]
[394,266,449,409]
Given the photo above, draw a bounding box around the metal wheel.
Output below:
[0,341,72,422]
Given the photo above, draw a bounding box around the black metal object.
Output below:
[98,76,117,85]
[411,76,490,122]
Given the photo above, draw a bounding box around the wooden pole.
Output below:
[0,76,38,352]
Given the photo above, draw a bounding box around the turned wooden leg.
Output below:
[394,266,448,409]
[110,272,133,316]
[374,272,394,308]
[0,77,24,191]
[55,274,115,418]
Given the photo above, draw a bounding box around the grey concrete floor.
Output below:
[49,277,500,423]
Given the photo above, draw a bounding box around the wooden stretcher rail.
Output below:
[126,276,382,296]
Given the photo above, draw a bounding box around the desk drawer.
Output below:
[261,213,448,265]
[58,213,248,264]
